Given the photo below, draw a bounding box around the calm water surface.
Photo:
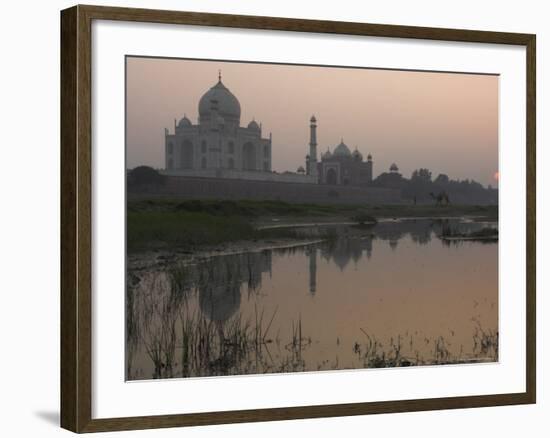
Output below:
[127,218,498,380]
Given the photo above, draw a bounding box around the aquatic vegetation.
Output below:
[350,212,378,226]
[127,256,313,379]
[353,326,498,368]
[127,253,498,379]
[440,224,498,242]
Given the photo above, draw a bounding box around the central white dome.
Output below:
[198,78,241,123]
[333,140,351,157]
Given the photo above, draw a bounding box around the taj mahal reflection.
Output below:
[197,251,272,322]
[193,220,450,323]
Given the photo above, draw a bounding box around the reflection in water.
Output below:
[198,252,272,322]
[307,247,317,295]
[127,218,498,380]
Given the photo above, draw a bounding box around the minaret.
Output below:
[308,115,318,179]
[367,153,373,182]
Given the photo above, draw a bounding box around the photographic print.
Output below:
[125,57,499,381]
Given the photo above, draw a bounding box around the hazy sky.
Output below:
[126,57,498,187]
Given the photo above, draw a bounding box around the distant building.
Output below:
[163,73,374,186]
[305,115,319,179]
[317,140,373,186]
[164,71,272,173]
[374,163,407,189]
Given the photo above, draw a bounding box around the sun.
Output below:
[493,171,499,181]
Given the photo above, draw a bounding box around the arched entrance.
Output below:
[180,140,194,169]
[326,168,338,185]
[242,142,256,170]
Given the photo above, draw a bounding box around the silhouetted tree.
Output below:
[434,173,449,185]
[128,166,165,188]
[411,168,432,182]
[373,171,407,189]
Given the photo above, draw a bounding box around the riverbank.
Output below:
[128,236,326,273]
[127,198,498,252]
[440,226,498,242]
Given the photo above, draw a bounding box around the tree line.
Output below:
[373,168,498,205]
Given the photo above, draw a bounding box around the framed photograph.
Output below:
[60,4,536,433]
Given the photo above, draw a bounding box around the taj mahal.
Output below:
[163,73,374,186]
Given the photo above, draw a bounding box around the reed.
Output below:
[354,325,498,368]
[126,249,498,380]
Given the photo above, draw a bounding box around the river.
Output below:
[126,217,498,380]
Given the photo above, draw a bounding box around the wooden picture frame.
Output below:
[61,4,536,433]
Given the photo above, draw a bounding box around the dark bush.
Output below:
[128,166,165,187]
[351,212,377,225]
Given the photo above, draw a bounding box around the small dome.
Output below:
[333,139,351,157]
[367,153,372,161]
[352,148,363,161]
[297,165,305,173]
[199,75,241,122]
[322,148,332,160]
[390,163,399,172]
[178,115,192,127]
[247,119,260,130]
[310,115,317,123]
